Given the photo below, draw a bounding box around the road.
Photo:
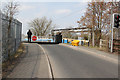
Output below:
[41,44,118,78]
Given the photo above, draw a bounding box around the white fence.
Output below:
[100,39,108,49]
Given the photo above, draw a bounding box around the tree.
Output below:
[29,17,54,36]
[78,0,119,47]
[3,1,19,31]
[62,30,73,38]
[2,1,19,60]
[61,26,77,39]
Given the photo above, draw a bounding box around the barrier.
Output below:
[62,38,89,46]
[100,39,108,49]
[1,12,22,62]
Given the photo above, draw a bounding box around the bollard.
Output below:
[88,42,89,47]
[63,39,64,43]
[81,41,84,46]
[67,39,68,43]
[26,46,28,54]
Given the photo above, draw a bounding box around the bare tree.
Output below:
[62,30,73,38]
[78,0,119,47]
[29,17,54,36]
[61,26,78,39]
[2,1,19,60]
[3,1,19,31]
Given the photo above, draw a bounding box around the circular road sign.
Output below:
[32,36,37,41]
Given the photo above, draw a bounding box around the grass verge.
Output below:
[2,43,26,78]
[63,43,118,54]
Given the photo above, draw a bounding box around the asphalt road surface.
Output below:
[41,44,118,78]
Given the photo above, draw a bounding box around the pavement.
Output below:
[6,43,51,78]
[41,44,118,78]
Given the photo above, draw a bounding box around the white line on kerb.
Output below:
[38,44,53,79]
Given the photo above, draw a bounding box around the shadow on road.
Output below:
[22,41,59,44]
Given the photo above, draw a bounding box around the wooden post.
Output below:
[100,39,102,49]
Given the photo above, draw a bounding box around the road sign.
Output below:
[32,36,37,41]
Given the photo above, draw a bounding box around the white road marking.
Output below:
[38,44,53,79]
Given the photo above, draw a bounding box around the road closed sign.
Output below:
[32,36,37,41]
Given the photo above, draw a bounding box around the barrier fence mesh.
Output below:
[0,11,22,62]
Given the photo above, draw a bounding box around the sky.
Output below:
[14,2,88,35]
[1,0,118,35]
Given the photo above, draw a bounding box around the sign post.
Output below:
[111,13,114,53]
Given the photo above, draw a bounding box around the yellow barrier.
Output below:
[71,40,80,46]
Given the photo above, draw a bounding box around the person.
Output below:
[27,29,32,42]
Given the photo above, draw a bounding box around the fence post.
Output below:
[118,40,120,54]
[100,39,102,49]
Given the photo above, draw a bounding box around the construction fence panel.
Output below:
[1,12,22,62]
